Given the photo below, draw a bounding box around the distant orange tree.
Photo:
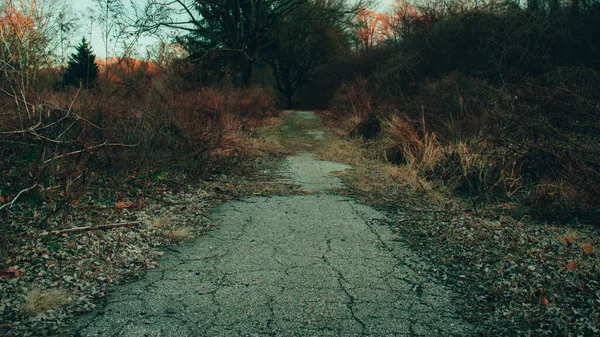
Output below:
[355,6,389,50]
[0,0,73,89]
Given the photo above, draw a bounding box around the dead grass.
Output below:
[152,217,194,241]
[164,227,194,241]
[381,115,444,173]
[21,287,71,316]
[380,163,433,193]
[246,137,289,157]
[319,116,445,196]
[317,138,367,166]
[332,162,448,209]
[152,217,171,230]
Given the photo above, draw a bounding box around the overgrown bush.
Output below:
[0,58,277,224]
[332,66,599,220]
[327,0,600,222]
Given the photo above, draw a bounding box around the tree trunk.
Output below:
[241,59,255,87]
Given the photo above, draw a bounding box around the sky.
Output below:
[72,0,397,58]
[71,0,155,59]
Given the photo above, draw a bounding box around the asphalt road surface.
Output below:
[69,112,473,336]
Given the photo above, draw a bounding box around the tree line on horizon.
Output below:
[3,0,599,107]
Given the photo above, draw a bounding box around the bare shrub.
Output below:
[331,66,599,219]
[481,67,600,218]
[373,68,600,219]
[382,114,443,173]
[21,287,71,316]
[330,77,376,119]
[317,138,367,166]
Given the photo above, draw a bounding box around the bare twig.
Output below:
[42,221,141,235]
[184,254,218,261]
[42,141,137,165]
[0,184,40,211]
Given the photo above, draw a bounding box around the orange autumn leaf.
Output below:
[564,237,573,246]
[7,265,25,277]
[0,271,15,279]
[583,245,594,255]
[116,200,134,209]
[541,296,549,306]
[565,260,577,272]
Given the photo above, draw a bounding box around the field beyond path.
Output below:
[69,112,473,336]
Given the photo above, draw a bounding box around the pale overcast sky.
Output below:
[71,0,396,58]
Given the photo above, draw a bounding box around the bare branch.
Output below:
[42,141,137,165]
[41,221,142,235]
[0,184,40,211]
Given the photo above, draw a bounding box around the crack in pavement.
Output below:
[67,111,475,337]
[322,237,368,335]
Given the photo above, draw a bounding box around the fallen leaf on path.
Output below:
[7,266,25,277]
[0,271,15,279]
[564,237,574,246]
[563,260,577,272]
[116,200,134,209]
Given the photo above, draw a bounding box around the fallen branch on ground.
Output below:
[0,184,40,211]
[185,254,218,261]
[41,221,141,235]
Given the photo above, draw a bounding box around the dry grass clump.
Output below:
[317,138,367,166]
[246,137,289,156]
[380,163,432,193]
[152,217,194,241]
[152,217,172,230]
[164,227,194,241]
[21,287,71,316]
[381,115,444,173]
[333,162,447,208]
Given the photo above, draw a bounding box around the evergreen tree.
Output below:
[63,38,99,88]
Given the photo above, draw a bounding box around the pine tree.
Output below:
[63,38,99,88]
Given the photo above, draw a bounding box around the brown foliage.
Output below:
[0,57,277,224]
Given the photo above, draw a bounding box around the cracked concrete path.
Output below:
[69,111,474,336]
